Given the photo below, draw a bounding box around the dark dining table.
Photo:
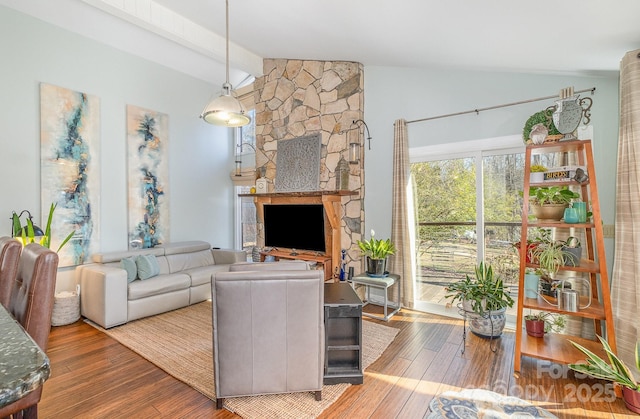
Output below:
[0,304,50,408]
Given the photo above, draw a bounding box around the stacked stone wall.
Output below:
[253,58,365,275]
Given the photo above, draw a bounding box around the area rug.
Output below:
[91,301,399,418]
[427,389,558,418]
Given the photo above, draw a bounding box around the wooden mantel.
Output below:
[240,190,358,279]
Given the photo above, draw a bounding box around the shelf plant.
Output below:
[528,186,580,206]
[524,311,565,337]
[562,236,582,266]
[530,164,548,183]
[528,233,575,297]
[522,186,580,221]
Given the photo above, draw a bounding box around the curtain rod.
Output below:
[406,87,596,125]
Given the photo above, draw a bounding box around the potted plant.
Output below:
[562,236,582,266]
[524,311,565,337]
[527,186,581,221]
[531,240,565,277]
[530,237,575,297]
[12,203,77,326]
[513,228,551,264]
[12,203,74,252]
[357,229,396,277]
[445,262,514,337]
[569,336,640,414]
[530,164,548,183]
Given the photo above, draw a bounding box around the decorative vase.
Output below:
[563,207,579,223]
[524,273,540,299]
[573,201,587,222]
[531,203,568,221]
[525,319,545,338]
[623,387,640,414]
[366,257,387,277]
[468,307,507,338]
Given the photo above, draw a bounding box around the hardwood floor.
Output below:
[40,306,634,418]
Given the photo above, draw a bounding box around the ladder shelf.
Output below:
[514,139,615,372]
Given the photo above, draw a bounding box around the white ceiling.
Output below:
[3,0,640,88]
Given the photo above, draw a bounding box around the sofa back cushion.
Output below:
[166,249,214,273]
[92,247,164,264]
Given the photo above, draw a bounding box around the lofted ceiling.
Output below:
[3,0,640,89]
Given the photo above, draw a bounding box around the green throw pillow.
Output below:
[120,257,138,283]
[136,254,160,280]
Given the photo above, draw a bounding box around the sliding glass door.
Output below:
[411,137,524,317]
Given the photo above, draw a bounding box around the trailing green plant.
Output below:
[357,229,396,260]
[12,203,74,252]
[524,311,566,333]
[569,336,640,391]
[445,261,514,315]
[527,186,580,206]
[531,240,568,276]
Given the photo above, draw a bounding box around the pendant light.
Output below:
[200,0,250,127]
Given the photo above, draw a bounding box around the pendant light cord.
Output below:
[225,0,230,85]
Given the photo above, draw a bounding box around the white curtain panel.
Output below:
[612,49,640,371]
[390,119,416,308]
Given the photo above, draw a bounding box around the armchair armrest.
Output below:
[78,264,128,328]
[212,248,247,265]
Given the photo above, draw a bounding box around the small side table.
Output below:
[350,273,401,322]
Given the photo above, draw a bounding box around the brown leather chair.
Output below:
[0,236,21,308]
[0,243,59,419]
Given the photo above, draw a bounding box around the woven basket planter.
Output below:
[51,285,80,326]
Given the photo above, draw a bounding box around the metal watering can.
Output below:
[542,278,592,312]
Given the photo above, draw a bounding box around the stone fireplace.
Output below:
[252,58,365,277]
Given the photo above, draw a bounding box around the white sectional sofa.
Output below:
[77,241,246,328]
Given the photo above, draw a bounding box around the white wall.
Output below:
[0,6,238,289]
[363,66,620,273]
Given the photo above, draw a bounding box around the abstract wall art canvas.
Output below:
[126,105,169,248]
[40,83,100,267]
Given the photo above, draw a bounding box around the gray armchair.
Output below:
[212,261,325,408]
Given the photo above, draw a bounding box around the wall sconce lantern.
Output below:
[234,142,257,176]
[349,141,359,164]
[340,119,372,165]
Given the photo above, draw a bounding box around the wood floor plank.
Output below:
[369,347,439,419]
[37,307,633,418]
